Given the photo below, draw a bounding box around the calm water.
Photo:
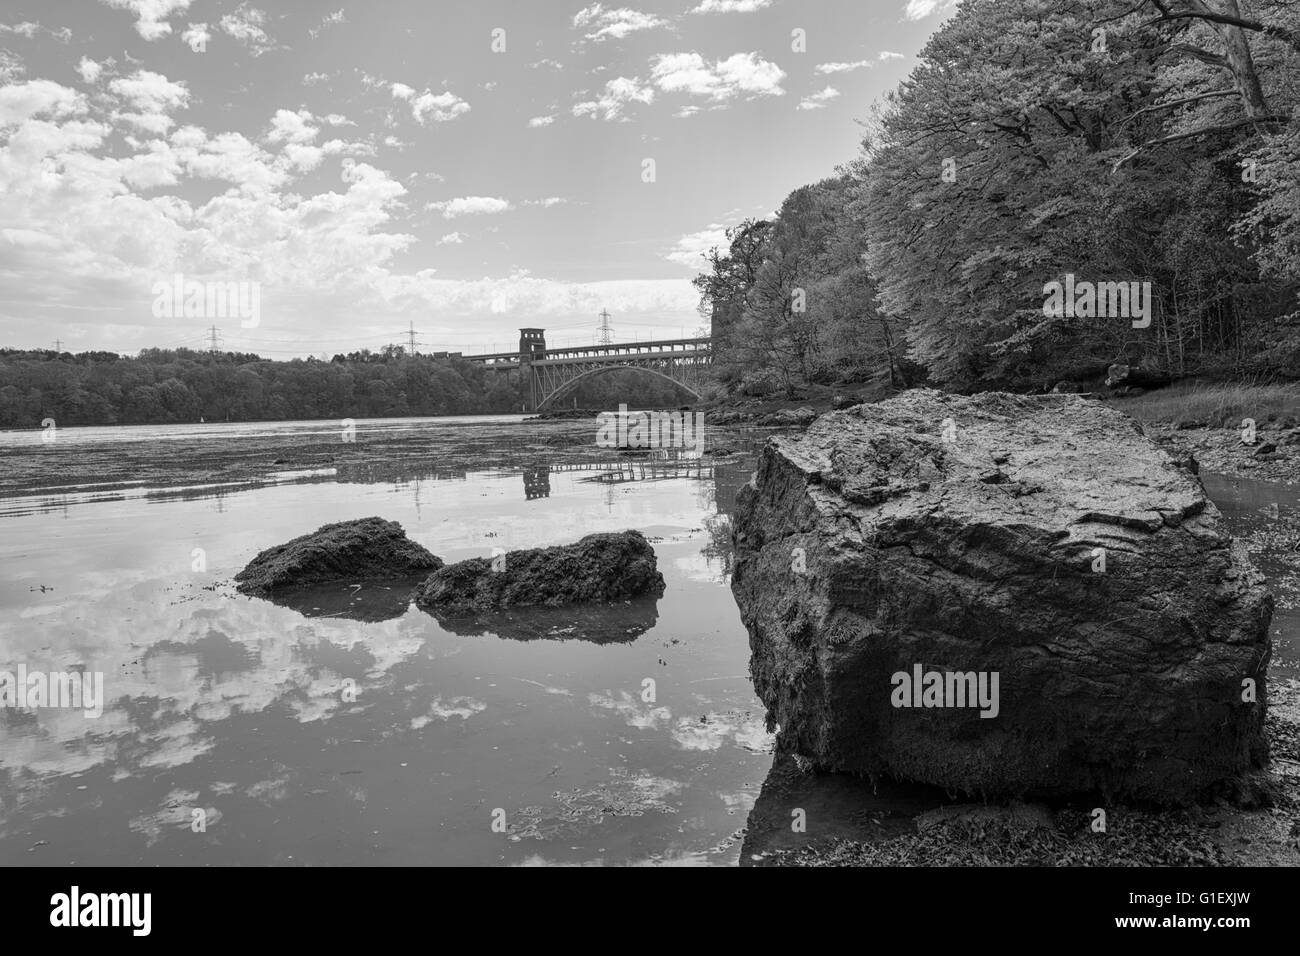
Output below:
[0,417,772,866]
[1,419,1294,866]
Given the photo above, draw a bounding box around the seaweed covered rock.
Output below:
[731,389,1273,805]
[235,517,442,597]
[413,531,664,616]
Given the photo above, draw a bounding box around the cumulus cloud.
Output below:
[572,4,667,41]
[0,79,86,126]
[797,85,840,110]
[180,23,210,51]
[265,108,317,144]
[390,83,469,124]
[666,224,729,267]
[426,196,512,218]
[650,51,785,102]
[904,0,958,20]
[572,76,654,121]
[219,4,276,55]
[110,70,189,113]
[410,90,469,124]
[879,50,905,60]
[437,231,465,245]
[76,57,104,84]
[99,0,192,41]
[528,115,554,128]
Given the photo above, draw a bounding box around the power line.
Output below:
[598,308,612,345]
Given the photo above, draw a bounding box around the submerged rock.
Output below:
[731,389,1272,805]
[413,531,664,616]
[257,577,430,622]
[235,517,442,597]
[428,594,662,643]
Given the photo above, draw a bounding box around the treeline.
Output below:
[0,348,692,428]
[697,0,1300,394]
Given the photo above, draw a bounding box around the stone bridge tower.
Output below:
[518,328,546,363]
[519,328,545,411]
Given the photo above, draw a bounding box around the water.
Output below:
[2,419,1295,865]
[0,418,772,866]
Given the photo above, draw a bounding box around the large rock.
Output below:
[731,389,1272,805]
[413,531,665,616]
[235,517,442,597]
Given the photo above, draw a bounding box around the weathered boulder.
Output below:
[235,517,442,597]
[413,531,665,616]
[731,389,1272,805]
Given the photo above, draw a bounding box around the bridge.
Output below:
[460,328,711,411]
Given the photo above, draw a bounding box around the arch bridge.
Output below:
[462,329,711,411]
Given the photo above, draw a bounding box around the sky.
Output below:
[0,0,958,358]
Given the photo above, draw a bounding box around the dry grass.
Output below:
[1110,381,1300,428]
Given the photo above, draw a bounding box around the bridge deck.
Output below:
[462,336,710,364]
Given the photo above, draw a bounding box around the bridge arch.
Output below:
[534,364,703,411]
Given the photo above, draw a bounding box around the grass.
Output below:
[1111,380,1300,428]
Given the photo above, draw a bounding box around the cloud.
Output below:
[219,4,276,55]
[797,85,839,110]
[650,51,785,102]
[903,0,958,20]
[265,108,317,144]
[527,115,555,128]
[410,90,469,124]
[0,22,72,42]
[426,196,512,218]
[0,51,22,84]
[437,232,465,245]
[109,70,189,114]
[690,0,772,12]
[879,50,905,60]
[572,4,668,41]
[76,57,104,84]
[302,71,329,85]
[815,59,871,74]
[666,224,729,267]
[0,79,86,126]
[572,76,654,121]
[390,83,469,124]
[99,0,192,41]
[525,197,566,208]
[376,273,698,320]
[180,23,210,51]
[309,9,345,39]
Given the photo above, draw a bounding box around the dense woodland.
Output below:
[0,347,689,428]
[697,0,1300,395]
